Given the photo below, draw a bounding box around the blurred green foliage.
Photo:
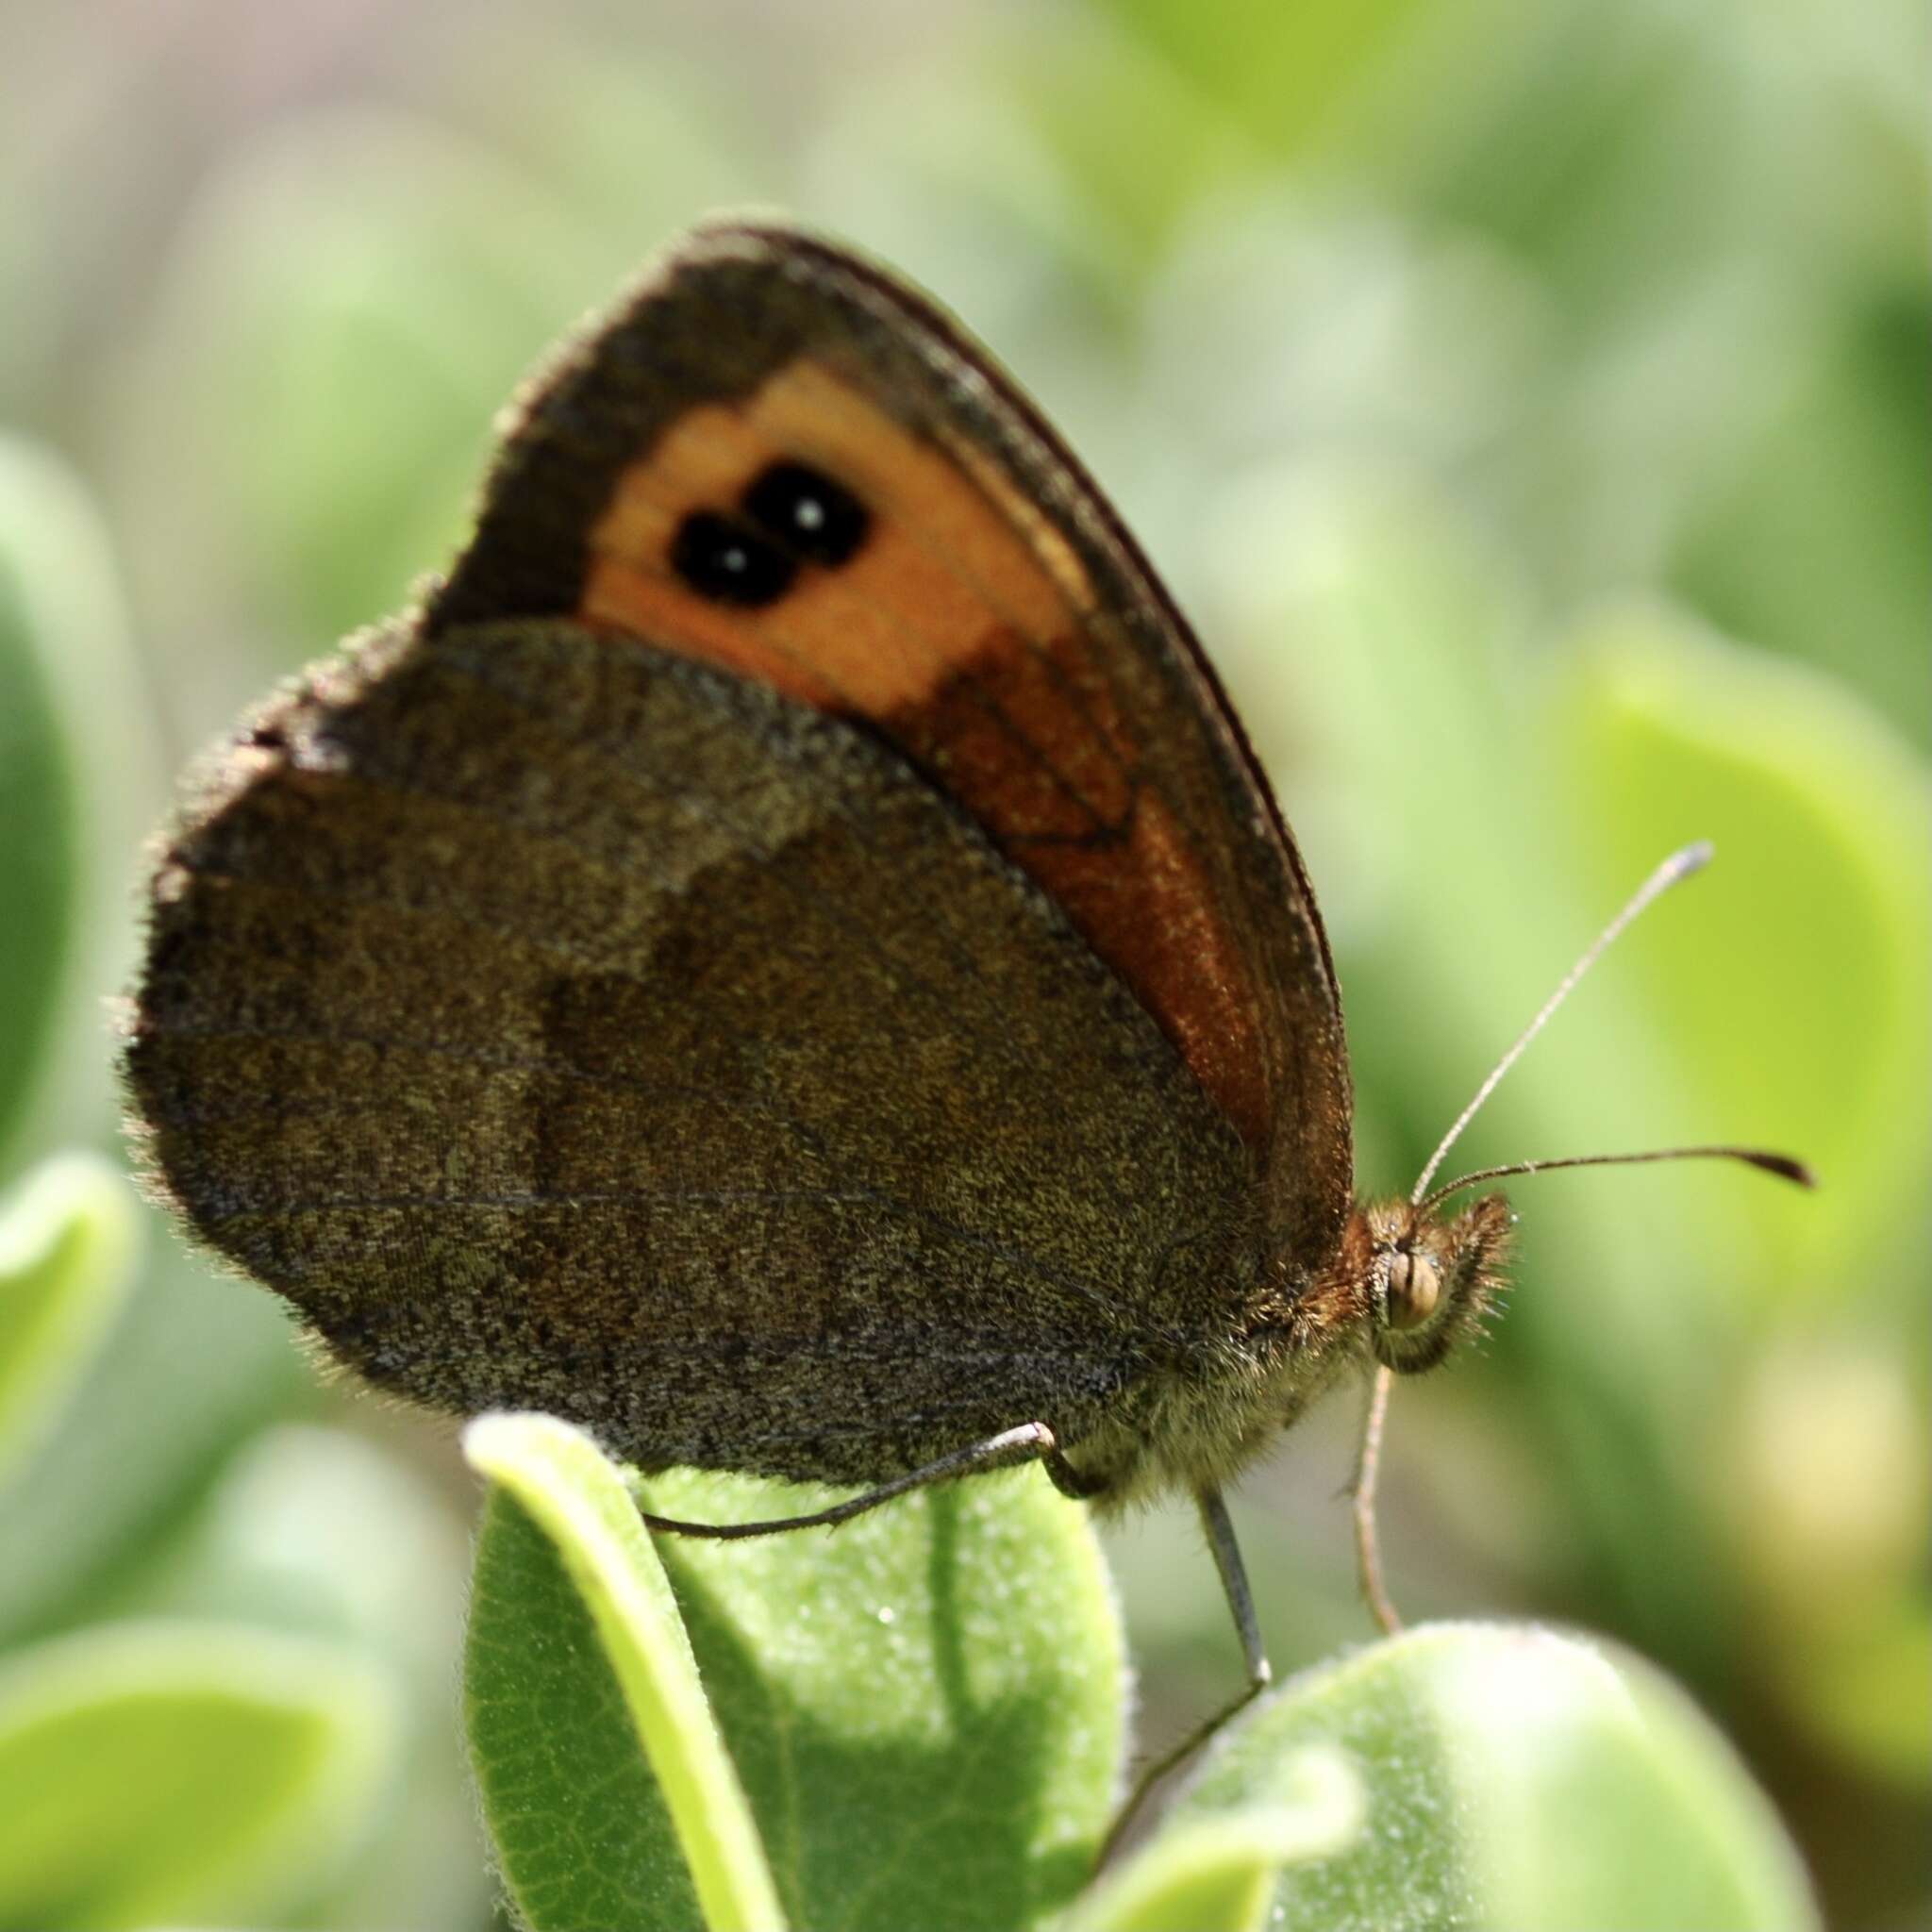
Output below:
[0,1620,397,1929]
[0,0,1924,1925]
[0,475,75,1157]
[0,1155,138,1491]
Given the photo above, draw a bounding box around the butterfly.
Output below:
[122,218,1807,1820]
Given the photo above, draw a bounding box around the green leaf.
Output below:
[0,1621,398,1931]
[641,1464,1124,1931]
[0,448,81,1154]
[145,1422,495,1932]
[1551,611,1932,1794]
[1066,1759,1361,1932]
[0,438,160,1158]
[1172,1623,1820,1932]
[463,1412,784,1932]
[0,1155,140,1490]
[0,1235,307,1646]
[1551,604,1932,1301]
[464,1416,1124,1932]
[1669,285,1931,749]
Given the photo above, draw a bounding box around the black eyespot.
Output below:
[741,461,869,569]
[669,511,798,607]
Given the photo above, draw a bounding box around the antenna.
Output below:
[1421,1144,1814,1214]
[1411,841,1713,1204]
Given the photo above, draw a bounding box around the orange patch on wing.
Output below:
[584,359,1072,717]
[580,358,1274,1152]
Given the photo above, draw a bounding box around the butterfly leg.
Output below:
[1099,1486,1273,1863]
[1042,1447,1111,1500]
[633,1421,1074,1541]
[1350,1363,1403,1635]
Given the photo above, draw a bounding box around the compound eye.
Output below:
[1385,1248,1442,1331]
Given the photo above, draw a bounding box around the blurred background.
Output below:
[0,1,1924,1926]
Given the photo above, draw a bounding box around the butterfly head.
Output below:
[1358,1192,1512,1375]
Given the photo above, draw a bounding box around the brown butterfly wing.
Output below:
[127,618,1251,1477]
[433,221,1353,1272]
[125,222,1353,1481]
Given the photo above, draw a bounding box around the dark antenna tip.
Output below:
[1739,1151,1818,1189]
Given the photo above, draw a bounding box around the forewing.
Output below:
[429,221,1354,1274]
